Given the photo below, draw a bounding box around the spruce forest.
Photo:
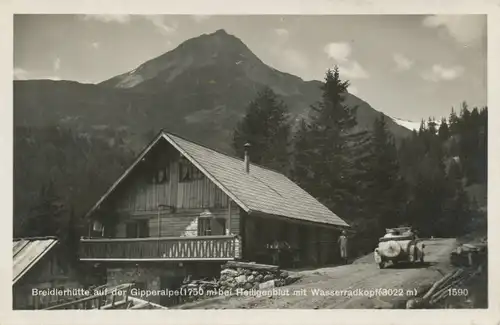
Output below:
[15,66,487,257]
[232,67,487,254]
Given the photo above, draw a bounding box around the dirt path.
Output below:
[177,238,458,309]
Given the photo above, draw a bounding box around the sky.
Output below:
[13,14,487,121]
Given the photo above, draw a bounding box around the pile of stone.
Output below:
[450,240,487,267]
[175,261,301,305]
[218,261,300,292]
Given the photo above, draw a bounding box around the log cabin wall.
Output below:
[114,160,231,211]
[239,212,343,267]
[287,223,300,250]
[318,227,332,265]
[242,215,271,262]
[307,226,342,266]
[241,210,254,260]
[242,214,283,261]
[104,141,241,237]
[239,211,344,267]
[114,208,240,238]
[305,226,318,266]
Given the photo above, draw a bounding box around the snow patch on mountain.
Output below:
[390,116,441,131]
[391,117,421,131]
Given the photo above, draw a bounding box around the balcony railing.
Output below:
[79,235,242,261]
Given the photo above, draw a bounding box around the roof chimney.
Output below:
[244,143,251,173]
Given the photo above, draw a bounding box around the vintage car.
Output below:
[373,227,425,269]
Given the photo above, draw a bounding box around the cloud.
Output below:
[393,53,414,71]
[421,64,465,82]
[324,42,369,79]
[191,15,211,23]
[144,16,178,35]
[53,58,61,71]
[82,15,131,24]
[14,67,29,80]
[91,42,100,49]
[422,15,486,45]
[274,28,289,38]
[324,42,351,62]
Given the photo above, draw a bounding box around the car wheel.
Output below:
[378,262,385,269]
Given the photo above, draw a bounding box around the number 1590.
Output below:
[447,288,469,296]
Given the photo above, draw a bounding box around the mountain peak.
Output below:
[197,28,243,47]
[213,28,229,35]
[100,28,259,89]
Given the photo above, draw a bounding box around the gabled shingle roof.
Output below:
[167,133,349,227]
[86,131,349,228]
[13,237,58,285]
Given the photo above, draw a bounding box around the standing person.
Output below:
[338,230,348,264]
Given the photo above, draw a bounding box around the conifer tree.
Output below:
[427,117,438,135]
[292,66,359,216]
[232,86,291,173]
[478,107,488,184]
[449,107,460,135]
[438,117,450,141]
[291,119,315,190]
[362,114,406,229]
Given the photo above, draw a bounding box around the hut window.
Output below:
[156,167,169,184]
[92,220,103,232]
[198,216,226,236]
[179,160,203,182]
[126,220,149,238]
[198,218,211,236]
[148,165,169,184]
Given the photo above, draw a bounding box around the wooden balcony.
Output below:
[79,235,242,262]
